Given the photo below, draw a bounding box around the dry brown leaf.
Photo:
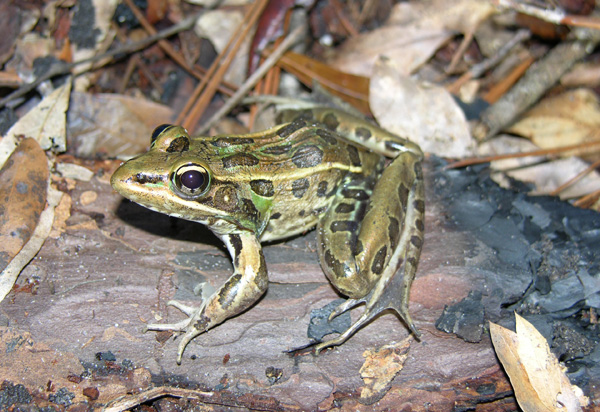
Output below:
[0,138,48,272]
[490,314,588,412]
[4,81,71,153]
[359,338,411,404]
[68,92,173,157]
[370,58,475,157]
[507,89,600,159]
[330,0,495,77]
[0,187,62,302]
[276,51,371,114]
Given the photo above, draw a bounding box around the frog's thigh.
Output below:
[318,153,422,299]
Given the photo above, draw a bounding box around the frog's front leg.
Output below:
[146,232,268,363]
[315,151,424,353]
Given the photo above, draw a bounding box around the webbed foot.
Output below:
[314,259,420,355]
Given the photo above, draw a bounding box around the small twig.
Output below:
[475,35,600,139]
[446,140,600,169]
[492,0,565,24]
[446,31,474,75]
[197,25,305,134]
[178,0,269,129]
[492,0,600,30]
[447,29,531,94]
[0,14,199,109]
[573,188,600,208]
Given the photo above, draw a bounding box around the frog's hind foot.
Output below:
[145,299,209,364]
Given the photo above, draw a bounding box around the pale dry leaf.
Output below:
[0,186,63,302]
[194,9,249,85]
[360,338,411,404]
[478,136,600,198]
[54,163,94,182]
[490,314,588,412]
[330,25,452,77]
[330,0,495,77]
[68,92,173,157]
[507,89,600,159]
[370,58,475,157]
[4,80,71,154]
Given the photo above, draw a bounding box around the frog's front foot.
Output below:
[145,299,209,364]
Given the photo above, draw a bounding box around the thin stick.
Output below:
[573,188,600,208]
[182,0,269,130]
[446,140,600,169]
[197,25,305,134]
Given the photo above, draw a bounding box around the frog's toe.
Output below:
[328,298,364,321]
[165,300,200,317]
[144,318,191,333]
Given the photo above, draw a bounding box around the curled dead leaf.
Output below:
[0,138,48,272]
[490,314,589,412]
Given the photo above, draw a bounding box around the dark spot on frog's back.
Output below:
[292,145,323,168]
[261,144,291,155]
[335,203,355,214]
[316,129,338,145]
[277,119,307,137]
[222,153,259,169]
[355,127,372,140]
[317,181,328,197]
[250,179,274,197]
[330,220,357,233]
[346,146,361,167]
[291,178,309,198]
[212,137,255,147]
[323,113,339,130]
[166,136,190,153]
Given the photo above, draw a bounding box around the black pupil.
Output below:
[180,170,204,190]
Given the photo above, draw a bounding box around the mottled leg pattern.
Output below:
[146,232,268,363]
[315,152,424,353]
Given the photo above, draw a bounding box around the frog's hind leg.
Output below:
[146,232,268,363]
[315,152,424,354]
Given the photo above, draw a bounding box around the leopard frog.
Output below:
[111,108,425,363]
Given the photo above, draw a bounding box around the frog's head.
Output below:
[111,125,270,234]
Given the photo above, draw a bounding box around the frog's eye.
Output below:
[172,164,210,198]
[151,124,174,144]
